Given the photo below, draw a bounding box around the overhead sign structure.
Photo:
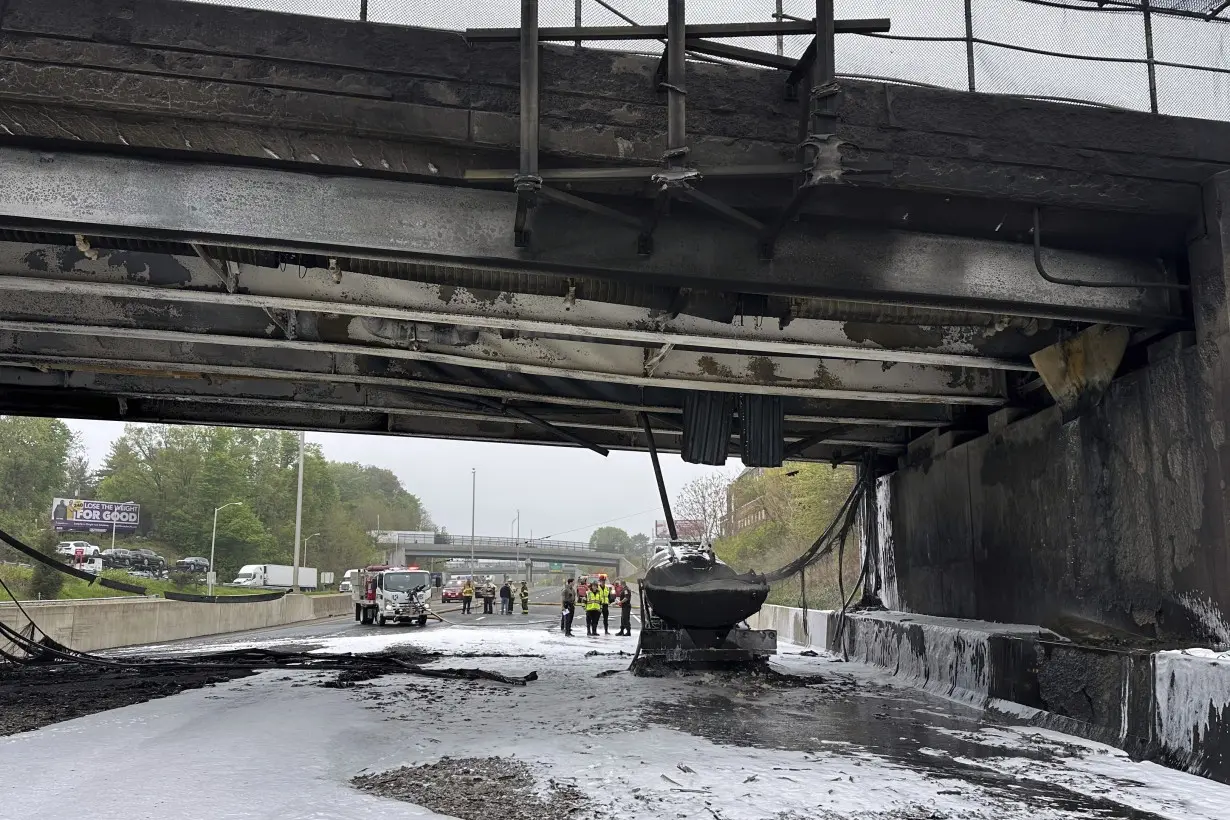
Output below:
[50,498,140,534]
[655,519,707,540]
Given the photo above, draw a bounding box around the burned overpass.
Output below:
[0,0,1225,641]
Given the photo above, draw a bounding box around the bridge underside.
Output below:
[0,145,1179,467]
[0,0,1215,468]
[0,0,1227,644]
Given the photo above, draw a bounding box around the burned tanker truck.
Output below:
[635,542,777,669]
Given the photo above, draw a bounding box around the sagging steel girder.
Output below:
[0,325,1005,406]
[0,254,1047,370]
[0,147,1182,326]
[0,368,901,464]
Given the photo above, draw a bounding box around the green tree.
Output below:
[90,423,431,582]
[590,526,634,555]
[713,464,857,609]
[28,530,64,600]
[0,416,78,556]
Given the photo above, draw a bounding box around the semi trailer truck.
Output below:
[230,564,318,590]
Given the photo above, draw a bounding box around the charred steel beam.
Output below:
[465,19,890,41]
[0,376,897,464]
[0,319,1007,404]
[682,38,799,70]
[0,148,1178,324]
[0,273,1036,370]
[0,364,923,445]
[464,164,802,182]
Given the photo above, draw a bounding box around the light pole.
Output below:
[303,532,322,567]
[209,501,243,597]
[292,430,305,593]
[470,467,476,579]
[511,509,520,580]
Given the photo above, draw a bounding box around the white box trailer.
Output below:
[230,564,318,590]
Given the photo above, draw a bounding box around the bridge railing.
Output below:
[398,534,598,552]
[178,0,1230,122]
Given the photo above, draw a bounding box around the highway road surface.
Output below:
[3,607,1228,820]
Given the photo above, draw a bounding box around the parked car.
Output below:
[176,557,210,572]
[129,548,167,575]
[102,548,133,567]
[440,582,465,603]
[55,541,100,557]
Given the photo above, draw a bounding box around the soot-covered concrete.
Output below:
[879,171,1230,646]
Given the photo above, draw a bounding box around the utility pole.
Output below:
[292,430,305,593]
[470,467,476,579]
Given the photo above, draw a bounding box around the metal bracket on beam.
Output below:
[513,0,541,248]
[760,0,845,261]
[466,18,889,42]
[468,5,889,259]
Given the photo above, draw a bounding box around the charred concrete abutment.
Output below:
[879,172,1230,645]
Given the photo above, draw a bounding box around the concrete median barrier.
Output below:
[0,593,351,653]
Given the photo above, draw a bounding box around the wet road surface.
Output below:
[4,617,1227,820]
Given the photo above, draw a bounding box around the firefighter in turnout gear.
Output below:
[584,581,604,636]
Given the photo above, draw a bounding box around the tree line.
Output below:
[0,417,433,581]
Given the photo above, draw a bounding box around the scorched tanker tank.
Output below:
[642,543,769,629]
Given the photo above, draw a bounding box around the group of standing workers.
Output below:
[560,575,633,637]
[458,578,529,615]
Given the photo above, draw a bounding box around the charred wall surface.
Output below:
[886,341,1230,644]
[883,172,1230,644]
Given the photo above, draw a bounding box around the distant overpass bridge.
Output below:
[383,535,635,576]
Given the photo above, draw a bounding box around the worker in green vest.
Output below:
[584,581,603,636]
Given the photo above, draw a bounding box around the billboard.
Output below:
[654,519,707,540]
[51,498,140,534]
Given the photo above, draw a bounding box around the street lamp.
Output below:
[304,532,322,567]
[511,509,520,580]
[209,501,243,596]
[469,467,476,579]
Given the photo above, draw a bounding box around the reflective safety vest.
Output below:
[599,586,612,605]
[585,589,603,611]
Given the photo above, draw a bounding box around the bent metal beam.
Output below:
[0,147,1180,325]
[0,321,1007,405]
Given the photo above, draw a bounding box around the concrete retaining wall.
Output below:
[760,603,1230,783]
[0,593,350,652]
[748,604,836,651]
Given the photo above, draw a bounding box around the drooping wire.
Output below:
[760,476,865,584]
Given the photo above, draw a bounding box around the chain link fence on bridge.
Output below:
[183,0,1230,120]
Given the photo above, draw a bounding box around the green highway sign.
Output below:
[549,562,564,571]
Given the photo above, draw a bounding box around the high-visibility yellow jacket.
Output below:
[584,589,603,611]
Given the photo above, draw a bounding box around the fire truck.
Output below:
[351,565,433,626]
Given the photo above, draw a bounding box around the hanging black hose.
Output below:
[760,476,865,584]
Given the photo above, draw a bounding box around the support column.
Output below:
[1182,170,1230,629]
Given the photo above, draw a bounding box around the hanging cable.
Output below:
[760,475,865,584]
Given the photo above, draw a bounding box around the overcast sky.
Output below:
[66,420,735,543]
